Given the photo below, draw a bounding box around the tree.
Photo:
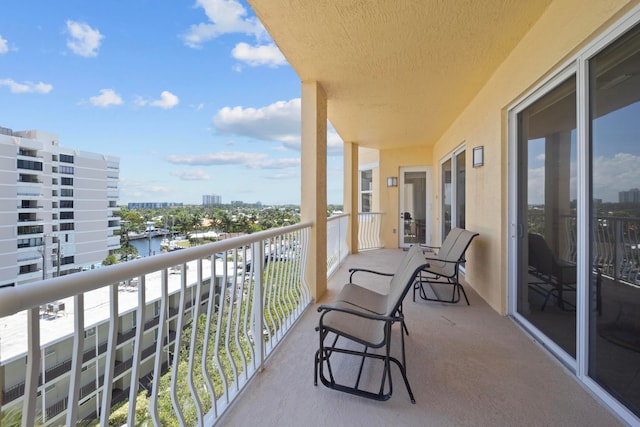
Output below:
[102,254,117,265]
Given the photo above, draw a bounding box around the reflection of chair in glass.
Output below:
[413,228,479,305]
[314,245,428,403]
[528,233,576,311]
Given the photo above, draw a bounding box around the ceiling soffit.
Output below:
[249,0,552,150]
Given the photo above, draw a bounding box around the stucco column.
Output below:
[301,81,327,301]
[544,131,572,257]
[343,141,359,254]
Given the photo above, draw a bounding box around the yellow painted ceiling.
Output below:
[248,0,552,150]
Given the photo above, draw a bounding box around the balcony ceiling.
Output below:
[249,0,552,150]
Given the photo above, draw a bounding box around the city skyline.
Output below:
[0,0,345,206]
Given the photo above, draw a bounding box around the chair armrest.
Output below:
[317,303,399,323]
[348,268,394,283]
[423,256,461,265]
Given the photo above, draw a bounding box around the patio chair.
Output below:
[528,233,576,311]
[314,245,429,403]
[412,228,479,305]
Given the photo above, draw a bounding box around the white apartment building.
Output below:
[0,126,120,288]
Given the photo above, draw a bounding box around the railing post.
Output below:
[66,293,84,426]
[614,219,622,282]
[22,307,41,427]
[100,284,119,426]
[252,241,265,371]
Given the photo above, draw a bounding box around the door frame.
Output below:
[399,166,432,248]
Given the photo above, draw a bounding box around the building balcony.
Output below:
[0,217,624,426]
[221,248,622,426]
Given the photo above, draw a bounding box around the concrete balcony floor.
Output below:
[220,249,623,427]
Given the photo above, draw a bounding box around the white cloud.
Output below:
[151,91,180,109]
[170,169,210,181]
[166,152,267,166]
[527,152,640,204]
[89,89,123,107]
[135,91,180,109]
[182,0,265,48]
[66,20,104,57]
[266,171,299,180]
[593,153,640,202]
[214,98,300,141]
[231,42,286,67]
[0,78,53,94]
[213,98,344,155]
[0,35,9,54]
[248,158,300,169]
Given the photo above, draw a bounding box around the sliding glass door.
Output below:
[511,17,640,421]
[515,75,577,359]
[588,23,640,416]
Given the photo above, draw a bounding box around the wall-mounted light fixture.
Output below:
[473,146,484,168]
[387,177,398,187]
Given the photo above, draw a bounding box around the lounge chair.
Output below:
[413,228,479,305]
[314,245,428,403]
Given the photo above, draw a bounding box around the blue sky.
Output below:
[0,0,344,206]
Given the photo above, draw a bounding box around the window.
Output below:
[18,225,43,235]
[60,200,73,208]
[59,165,74,174]
[441,147,466,239]
[360,169,373,213]
[19,264,38,274]
[60,188,74,197]
[59,154,74,163]
[60,223,74,231]
[60,256,74,265]
[61,177,73,186]
[17,159,43,171]
[60,211,74,220]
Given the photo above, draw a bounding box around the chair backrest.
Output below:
[528,233,554,275]
[386,246,430,315]
[435,228,480,277]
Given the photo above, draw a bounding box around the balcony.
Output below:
[0,217,624,426]
[0,222,313,426]
[221,248,622,426]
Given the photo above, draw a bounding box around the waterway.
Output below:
[130,236,165,257]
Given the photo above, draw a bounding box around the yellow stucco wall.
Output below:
[431,0,639,314]
[373,0,639,314]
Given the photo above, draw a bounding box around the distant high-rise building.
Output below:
[127,202,183,209]
[619,188,640,203]
[0,126,120,287]
[202,194,222,205]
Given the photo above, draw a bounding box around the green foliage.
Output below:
[102,254,117,265]
[1,407,43,427]
[122,204,302,236]
[102,257,306,425]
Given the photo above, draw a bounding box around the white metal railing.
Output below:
[529,213,640,287]
[358,212,383,251]
[0,222,311,426]
[326,213,349,277]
